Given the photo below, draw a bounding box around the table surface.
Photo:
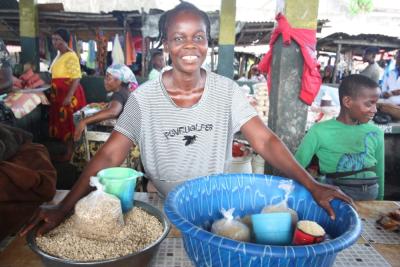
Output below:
[0,192,399,267]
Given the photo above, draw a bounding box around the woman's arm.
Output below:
[74,101,123,141]
[63,78,80,106]
[241,116,353,219]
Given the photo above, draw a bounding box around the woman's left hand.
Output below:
[63,95,72,106]
[309,181,355,220]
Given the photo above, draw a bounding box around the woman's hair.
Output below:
[53,28,70,43]
[156,1,211,47]
[338,74,378,105]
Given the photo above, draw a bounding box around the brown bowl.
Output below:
[27,200,170,267]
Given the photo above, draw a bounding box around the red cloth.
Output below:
[259,13,321,105]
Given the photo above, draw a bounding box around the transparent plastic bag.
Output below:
[211,208,250,242]
[261,180,298,228]
[73,177,124,241]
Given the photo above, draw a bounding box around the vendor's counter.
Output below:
[0,191,399,267]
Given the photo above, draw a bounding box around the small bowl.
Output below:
[251,212,293,245]
[27,200,170,267]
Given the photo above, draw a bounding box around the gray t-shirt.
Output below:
[360,62,382,84]
[115,70,257,191]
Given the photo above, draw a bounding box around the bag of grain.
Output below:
[73,176,124,241]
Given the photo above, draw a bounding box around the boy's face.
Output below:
[153,55,165,70]
[345,87,380,124]
[163,11,208,74]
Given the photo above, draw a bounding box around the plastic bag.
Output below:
[73,177,124,241]
[261,180,298,228]
[211,208,250,242]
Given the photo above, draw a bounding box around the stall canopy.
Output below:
[0,0,328,47]
[317,32,400,55]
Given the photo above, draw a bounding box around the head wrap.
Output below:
[54,28,70,43]
[106,64,138,91]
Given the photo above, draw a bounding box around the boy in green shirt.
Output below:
[295,75,384,200]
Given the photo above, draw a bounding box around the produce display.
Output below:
[12,68,45,89]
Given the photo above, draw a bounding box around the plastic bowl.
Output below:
[251,212,292,245]
[165,174,361,267]
[27,200,170,267]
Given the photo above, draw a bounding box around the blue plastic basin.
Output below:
[165,174,361,267]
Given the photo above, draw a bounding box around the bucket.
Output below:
[226,155,252,173]
[97,167,143,212]
[251,154,265,174]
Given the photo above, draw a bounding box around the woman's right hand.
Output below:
[19,205,67,237]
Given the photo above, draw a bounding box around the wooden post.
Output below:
[19,0,39,70]
[216,0,236,79]
[266,0,320,175]
[333,43,342,83]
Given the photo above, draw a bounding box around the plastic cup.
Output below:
[292,221,326,245]
[97,167,143,212]
[251,212,292,245]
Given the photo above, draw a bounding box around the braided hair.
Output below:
[156,1,211,47]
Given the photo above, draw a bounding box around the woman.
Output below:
[73,63,138,141]
[49,29,86,161]
[22,2,352,237]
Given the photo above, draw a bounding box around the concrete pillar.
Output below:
[19,0,40,70]
[266,0,319,174]
[217,0,235,79]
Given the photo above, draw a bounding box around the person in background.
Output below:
[49,28,87,161]
[247,64,266,82]
[148,50,165,80]
[381,52,400,105]
[0,38,12,95]
[21,2,352,237]
[295,75,384,200]
[73,64,138,141]
[360,47,383,84]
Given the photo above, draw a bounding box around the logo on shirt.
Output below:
[164,123,213,140]
[183,135,197,146]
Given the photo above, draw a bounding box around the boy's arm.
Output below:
[294,127,319,170]
[375,130,385,200]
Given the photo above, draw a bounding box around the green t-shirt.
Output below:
[295,118,384,199]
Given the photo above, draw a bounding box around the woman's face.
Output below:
[51,34,66,51]
[104,73,121,92]
[163,11,208,75]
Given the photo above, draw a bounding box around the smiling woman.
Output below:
[21,1,353,238]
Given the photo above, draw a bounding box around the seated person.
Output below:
[295,74,384,200]
[148,50,165,80]
[73,64,138,141]
[0,38,12,95]
[381,52,400,105]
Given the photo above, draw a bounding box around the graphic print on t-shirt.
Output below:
[163,123,213,143]
[336,131,378,172]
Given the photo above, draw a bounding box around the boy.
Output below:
[296,74,384,200]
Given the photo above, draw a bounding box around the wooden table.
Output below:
[0,192,399,267]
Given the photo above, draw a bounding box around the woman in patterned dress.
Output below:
[49,28,86,161]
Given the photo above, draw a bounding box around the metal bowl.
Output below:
[27,200,170,267]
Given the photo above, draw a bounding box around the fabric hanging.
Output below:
[125,31,136,65]
[112,34,125,65]
[258,13,321,105]
[96,31,108,75]
[86,40,96,70]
